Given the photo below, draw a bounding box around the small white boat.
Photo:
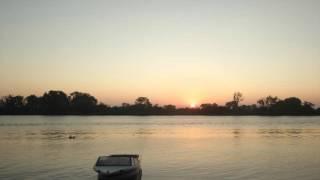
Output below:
[94,154,142,180]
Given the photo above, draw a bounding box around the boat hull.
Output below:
[97,168,142,180]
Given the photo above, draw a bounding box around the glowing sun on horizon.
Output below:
[190,103,197,108]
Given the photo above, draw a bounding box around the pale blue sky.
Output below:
[1,0,320,106]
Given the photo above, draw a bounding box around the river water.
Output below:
[0,116,320,180]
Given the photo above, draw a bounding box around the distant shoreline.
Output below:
[1,114,320,116]
[1,90,320,116]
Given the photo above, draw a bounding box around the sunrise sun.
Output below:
[190,103,197,108]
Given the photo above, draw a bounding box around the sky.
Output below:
[0,0,320,107]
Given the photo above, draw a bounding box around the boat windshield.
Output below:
[96,156,131,166]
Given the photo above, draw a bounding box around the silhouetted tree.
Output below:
[163,104,176,114]
[200,103,219,114]
[257,96,279,108]
[163,104,176,111]
[42,91,69,114]
[271,97,303,115]
[200,103,218,109]
[234,92,244,105]
[24,95,43,114]
[69,91,98,114]
[257,96,280,114]
[239,104,257,114]
[132,97,153,115]
[226,92,243,111]
[257,99,265,107]
[0,98,4,114]
[1,95,24,114]
[135,97,152,107]
[302,101,315,114]
[150,104,162,114]
[96,103,110,114]
[225,101,237,110]
[111,103,130,114]
[284,97,302,105]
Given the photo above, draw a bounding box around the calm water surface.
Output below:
[0,116,320,180]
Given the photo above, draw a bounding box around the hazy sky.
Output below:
[1,0,320,107]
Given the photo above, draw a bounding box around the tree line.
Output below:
[0,90,319,115]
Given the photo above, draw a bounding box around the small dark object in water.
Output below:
[94,154,142,180]
[68,135,76,139]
